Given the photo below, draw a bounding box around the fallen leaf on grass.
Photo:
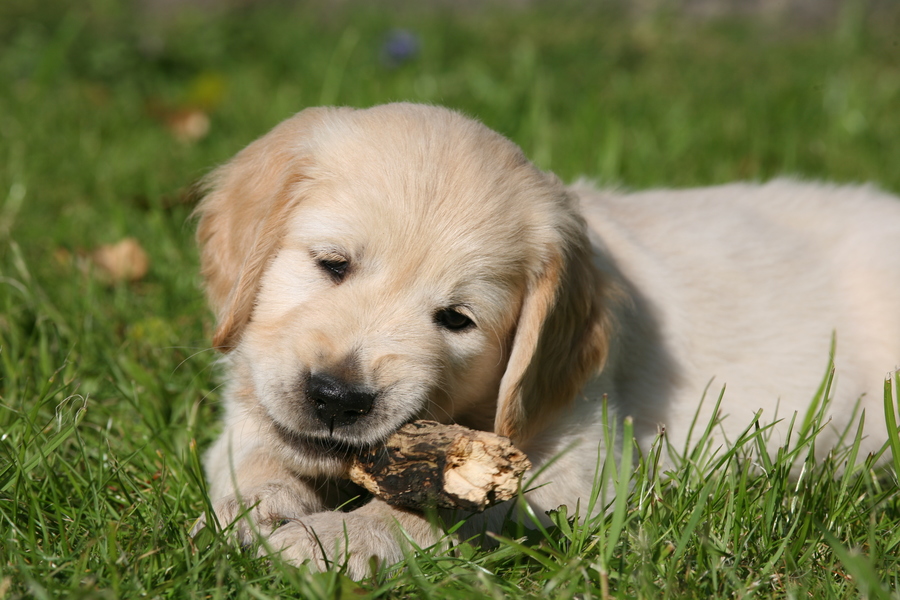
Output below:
[91,238,149,282]
[165,108,210,143]
[146,72,224,143]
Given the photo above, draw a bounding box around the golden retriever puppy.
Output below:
[193,103,900,577]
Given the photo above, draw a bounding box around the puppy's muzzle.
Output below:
[307,372,376,431]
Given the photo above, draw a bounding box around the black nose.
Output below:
[306,373,376,430]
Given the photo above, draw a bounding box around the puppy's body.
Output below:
[194,103,900,577]
[579,180,900,458]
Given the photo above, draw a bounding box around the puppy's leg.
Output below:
[261,499,443,579]
[194,427,326,545]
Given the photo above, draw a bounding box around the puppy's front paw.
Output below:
[261,511,406,579]
[192,483,321,545]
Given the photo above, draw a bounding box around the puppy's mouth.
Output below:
[270,420,375,460]
[267,410,418,461]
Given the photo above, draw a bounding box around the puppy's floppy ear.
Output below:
[495,199,613,443]
[194,107,342,351]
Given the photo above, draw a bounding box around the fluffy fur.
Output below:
[192,103,900,577]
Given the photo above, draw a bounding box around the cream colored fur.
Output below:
[192,103,900,578]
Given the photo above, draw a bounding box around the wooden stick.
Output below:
[348,420,531,512]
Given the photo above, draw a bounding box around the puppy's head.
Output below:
[195,104,610,464]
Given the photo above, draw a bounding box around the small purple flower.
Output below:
[381,29,420,68]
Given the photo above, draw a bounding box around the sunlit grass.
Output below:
[2,1,900,597]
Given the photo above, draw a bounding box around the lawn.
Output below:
[2,1,900,598]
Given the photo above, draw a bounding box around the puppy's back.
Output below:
[574,179,900,458]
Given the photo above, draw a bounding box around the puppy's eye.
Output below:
[317,256,349,282]
[434,308,475,332]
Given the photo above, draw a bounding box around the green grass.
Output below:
[2,1,900,597]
